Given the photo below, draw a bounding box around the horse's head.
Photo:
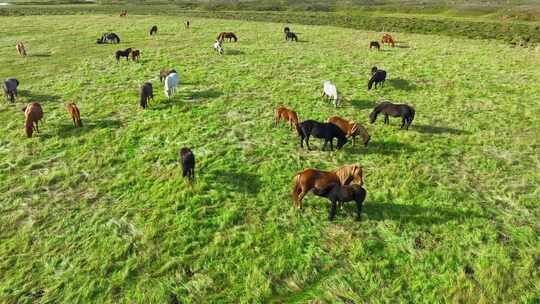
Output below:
[369,110,378,123]
[371,67,378,75]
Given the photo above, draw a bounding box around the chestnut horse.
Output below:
[66,103,82,127]
[217,32,238,42]
[381,34,395,47]
[16,41,27,57]
[275,106,299,131]
[292,165,364,209]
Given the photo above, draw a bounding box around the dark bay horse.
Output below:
[115,48,132,62]
[217,32,237,42]
[297,120,347,151]
[313,183,367,221]
[369,101,415,130]
[150,25,158,36]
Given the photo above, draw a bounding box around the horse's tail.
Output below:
[292,173,302,205]
[368,74,376,90]
[295,121,303,137]
[409,107,416,122]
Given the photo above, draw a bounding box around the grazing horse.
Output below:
[139,82,153,109]
[213,40,224,54]
[160,69,176,82]
[369,101,415,130]
[328,116,370,147]
[185,21,190,29]
[16,41,27,57]
[179,147,195,183]
[22,102,43,138]
[322,80,339,107]
[285,32,298,42]
[313,183,366,221]
[97,33,120,44]
[291,164,364,209]
[368,66,386,90]
[275,106,299,131]
[369,41,380,50]
[150,25,158,36]
[217,32,237,42]
[119,10,127,17]
[66,103,82,127]
[164,72,179,99]
[381,34,395,47]
[297,120,348,151]
[115,48,132,62]
[131,50,140,61]
[3,78,19,103]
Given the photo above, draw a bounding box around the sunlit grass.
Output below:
[0,15,538,303]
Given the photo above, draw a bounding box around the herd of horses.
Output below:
[5,16,416,221]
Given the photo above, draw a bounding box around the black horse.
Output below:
[96,32,120,44]
[368,67,386,90]
[313,183,366,221]
[3,78,19,103]
[284,27,290,33]
[179,147,195,183]
[150,25,158,36]
[115,48,132,62]
[285,31,298,42]
[297,120,347,151]
[139,82,153,109]
[369,101,415,130]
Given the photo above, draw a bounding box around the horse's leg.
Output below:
[330,138,334,151]
[355,197,363,221]
[329,199,337,220]
[400,117,405,129]
[352,135,356,147]
[322,139,327,151]
[299,133,304,148]
[384,115,389,124]
[72,116,76,126]
[306,134,311,150]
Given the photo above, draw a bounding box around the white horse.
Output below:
[213,40,223,54]
[164,72,179,99]
[323,80,339,107]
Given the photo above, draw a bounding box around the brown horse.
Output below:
[217,32,238,42]
[66,103,82,127]
[119,10,128,17]
[381,34,395,47]
[16,41,27,57]
[292,165,364,209]
[131,50,140,61]
[275,106,299,131]
[23,102,43,138]
[328,116,370,147]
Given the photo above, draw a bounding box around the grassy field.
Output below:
[0,15,539,303]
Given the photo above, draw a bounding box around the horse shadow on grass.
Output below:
[354,140,416,155]
[388,78,417,91]
[412,124,471,135]
[209,170,261,194]
[189,90,223,101]
[56,119,122,137]
[30,53,52,58]
[350,99,377,110]
[359,201,485,225]
[226,50,245,55]
[19,90,61,103]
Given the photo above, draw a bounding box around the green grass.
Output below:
[0,15,539,303]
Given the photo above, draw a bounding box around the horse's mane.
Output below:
[333,165,363,186]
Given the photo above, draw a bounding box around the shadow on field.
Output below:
[20,90,61,102]
[226,50,245,55]
[395,42,411,48]
[56,119,122,137]
[190,90,223,100]
[388,78,417,91]
[363,202,483,225]
[350,99,377,110]
[31,53,52,57]
[413,124,470,135]
[210,170,261,194]
[358,140,416,155]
